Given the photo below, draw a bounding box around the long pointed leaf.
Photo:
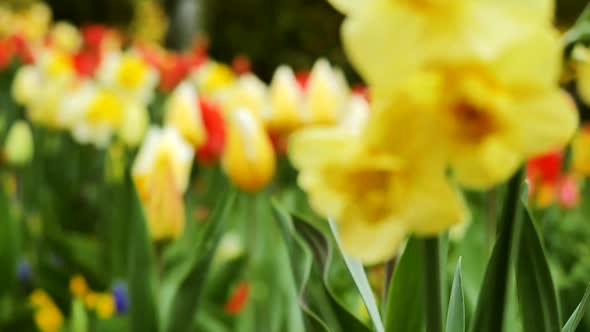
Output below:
[446,258,465,332]
[329,220,385,332]
[384,237,424,332]
[515,207,561,332]
[562,283,590,332]
[128,177,159,332]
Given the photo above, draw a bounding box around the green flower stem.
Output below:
[424,236,443,332]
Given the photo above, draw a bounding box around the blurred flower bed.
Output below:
[1,1,590,332]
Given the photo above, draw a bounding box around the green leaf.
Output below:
[328,220,385,332]
[469,170,524,332]
[0,178,18,299]
[162,186,236,332]
[128,176,159,332]
[562,283,590,332]
[384,237,424,332]
[515,208,561,332]
[272,201,371,332]
[446,258,465,332]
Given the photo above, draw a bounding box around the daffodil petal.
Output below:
[289,127,359,169]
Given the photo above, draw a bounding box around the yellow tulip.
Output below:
[222,108,276,192]
[193,61,236,96]
[50,21,82,53]
[164,82,206,147]
[305,59,349,125]
[289,125,467,264]
[132,127,194,240]
[266,65,304,133]
[4,120,34,166]
[119,103,149,148]
[572,125,590,176]
[223,74,268,120]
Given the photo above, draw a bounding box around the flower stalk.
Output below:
[423,236,443,332]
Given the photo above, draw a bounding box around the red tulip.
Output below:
[197,98,226,164]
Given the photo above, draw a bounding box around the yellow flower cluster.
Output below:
[69,274,115,319]
[29,289,64,332]
[290,0,578,263]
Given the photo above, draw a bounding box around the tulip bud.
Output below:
[193,61,236,96]
[266,66,304,133]
[119,103,149,148]
[51,21,82,53]
[4,120,34,166]
[222,108,275,191]
[12,66,42,106]
[223,74,268,119]
[164,82,206,147]
[305,59,349,125]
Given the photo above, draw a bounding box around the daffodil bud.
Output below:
[222,108,275,191]
[12,66,42,106]
[266,65,304,133]
[305,59,349,125]
[4,120,34,166]
[132,127,194,240]
[164,82,206,147]
[119,103,149,148]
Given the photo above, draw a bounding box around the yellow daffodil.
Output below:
[14,49,76,128]
[366,67,577,190]
[132,127,194,240]
[58,84,125,148]
[305,59,349,125]
[164,82,206,147]
[50,21,82,53]
[289,125,467,264]
[17,2,52,42]
[572,124,590,176]
[329,0,555,94]
[265,65,304,133]
[192,60,236,96]
[98,50,159,103]
[4,120,34,166]
[30,289,64,332]
[222,108,275,192]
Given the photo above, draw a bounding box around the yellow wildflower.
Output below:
[289,125,467,264]
[96,293,115,319]
[84,292,98,309]
[266,65,304,133]
[132,127,194,240]
[222,108,276,192]
[69,274,89,298]
[164,82,206,147]
[4,120,34,166]
[30,289,64,332]
[572,124,590,176]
